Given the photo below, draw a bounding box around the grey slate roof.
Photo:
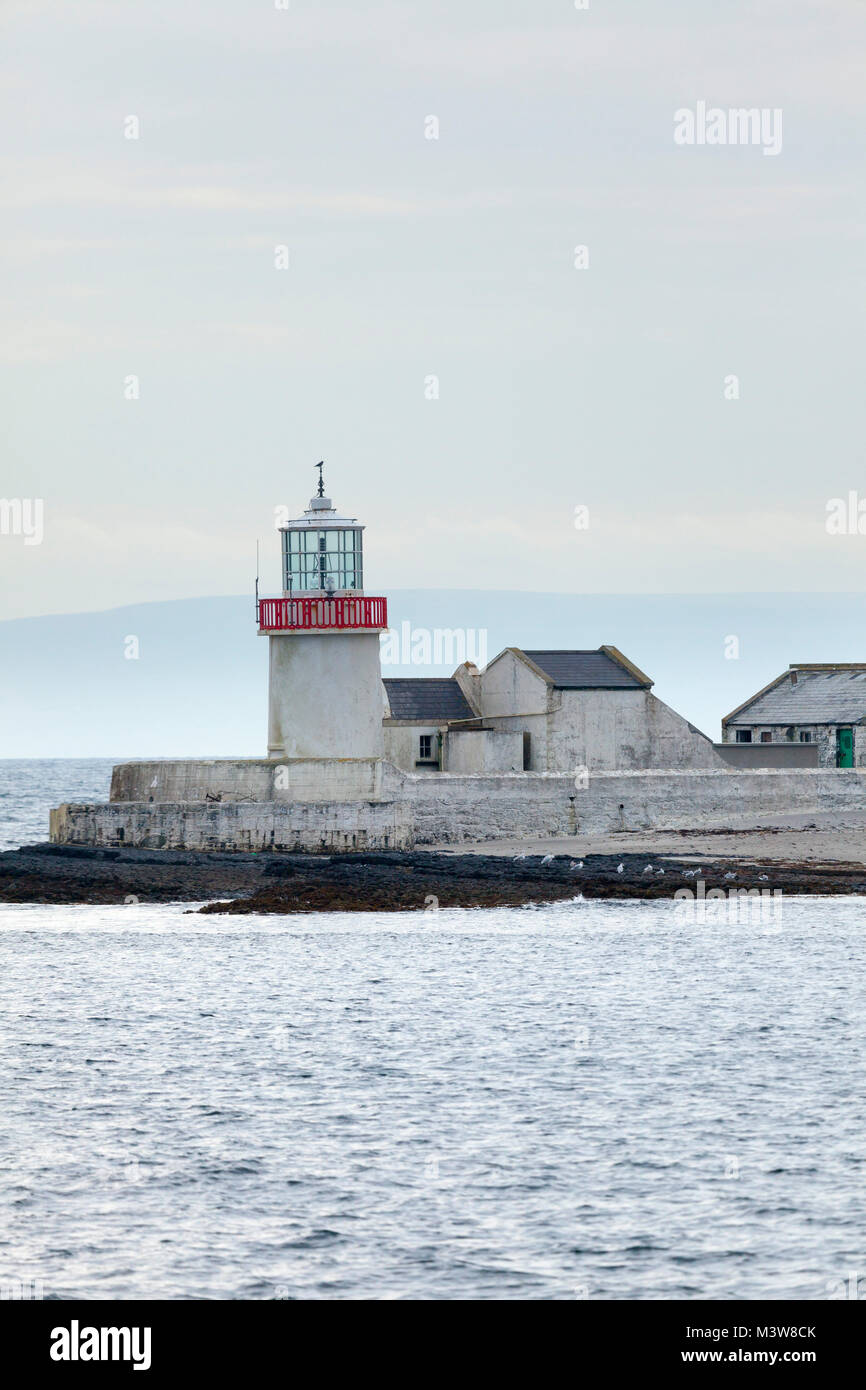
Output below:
[727,669,866,725]
[522,650,649,690]
[383,677,474,721]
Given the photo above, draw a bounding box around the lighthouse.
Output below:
[259,465,388,762]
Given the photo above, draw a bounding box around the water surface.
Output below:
[2,895,865,1299]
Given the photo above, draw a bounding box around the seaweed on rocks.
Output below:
[3,842,866,913]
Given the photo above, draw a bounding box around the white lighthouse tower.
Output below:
[259,464,388,762]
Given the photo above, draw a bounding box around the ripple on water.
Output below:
[1,893,865,1298]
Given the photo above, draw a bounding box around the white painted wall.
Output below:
[111,758,387,803]
[468,691,720,771]
[383,724,442,770]
[478,650,551,716]
[555,689,720,770]
[445,728,524,773]
[267,632,385,760]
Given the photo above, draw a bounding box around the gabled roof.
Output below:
[383,677,474,721]
[724,665,866,726]
[519,646,652,690]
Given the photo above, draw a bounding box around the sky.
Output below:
[1,0,865,621]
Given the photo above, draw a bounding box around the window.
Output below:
[419,735,432,760]
[282,526,363,593]
[735,730,752,743]
[799,731,812,743]
[760,732,772,743]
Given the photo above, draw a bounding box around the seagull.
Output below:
[617,863,625,874]
[643,865,654,874]
[656,869,665,875]
[570,861,584,870]
[758,873,769,881]
[541,854,554,865]
[724,871,737,880]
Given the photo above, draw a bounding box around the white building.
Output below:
[384,646,721,774]
[257,474,721,778]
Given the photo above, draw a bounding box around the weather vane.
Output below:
[315,460,325,498]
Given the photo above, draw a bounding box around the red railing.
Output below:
[258,595,388,633]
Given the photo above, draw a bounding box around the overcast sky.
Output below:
[2,0,865,620]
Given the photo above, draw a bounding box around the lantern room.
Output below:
[279,463,364,596]
[280,496,364,596]
[258,463,387,635]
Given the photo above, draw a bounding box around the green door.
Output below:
[837,728,854,767]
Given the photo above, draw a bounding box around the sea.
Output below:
[1,758,865,1301]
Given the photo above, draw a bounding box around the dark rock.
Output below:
[2,843,866,912]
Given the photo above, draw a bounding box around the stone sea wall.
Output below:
[109,758,391,804]
[51,798,414,853]
[50,763,866,851]
[410,767,866,841]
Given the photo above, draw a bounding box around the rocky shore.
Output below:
[3,842,866,912]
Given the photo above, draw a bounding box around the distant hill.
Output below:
[2,590,865,757]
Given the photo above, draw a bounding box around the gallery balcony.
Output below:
[257,595,388,634]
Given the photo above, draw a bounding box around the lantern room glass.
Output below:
[282,528,364,594]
